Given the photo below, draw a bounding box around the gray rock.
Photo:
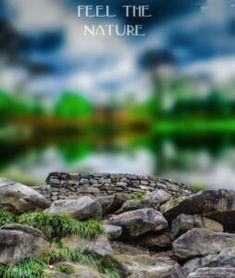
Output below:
[61,234,113,257]
[116,199,157,214]
[164,190,235,230]
[145,189,171,205]
[108,208,168,238]
[113,255,185,278]
[187,267,235,278]
[173,228,235,261]
[104,225,122,240]
[0,178,50,213]
[172,214,223,238]
[183,247,235,276]
[47,197,102,220]
[0,224,49,265]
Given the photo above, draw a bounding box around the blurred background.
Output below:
[1,0,235,189]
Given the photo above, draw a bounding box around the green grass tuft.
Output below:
[55,262,75,274]
[46,243,120,278]
[131,192,144,201]
[18,212,103,240]
[0,257,46,278]
[0,211,16,227]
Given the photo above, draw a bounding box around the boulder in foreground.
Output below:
[108,208,168,238]
[0,178,50,213]
[0,223,49,265]
[183,247,235,275]
[164,190,235,230]
[188,267,235,278]
[113,255,185,278]
[47,197,102,220]
[173,228,235,260]
[172,214,223,238]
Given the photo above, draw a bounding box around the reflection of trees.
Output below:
[57,141,93,164]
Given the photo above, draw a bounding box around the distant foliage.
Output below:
[55,91,92,119]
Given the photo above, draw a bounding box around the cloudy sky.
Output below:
[1,0,235,103]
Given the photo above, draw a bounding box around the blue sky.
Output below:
[1,0,235,103]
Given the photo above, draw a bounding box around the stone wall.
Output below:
[33,172,192,202]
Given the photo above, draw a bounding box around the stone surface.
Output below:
[164,190,235,230]
[40,172,192,202]
[136,231,173,251]
[108,208,168,238]
[0,178,50,213]
[116,199,157,214]
[97,193,129,215]
[61,234,113,257]
[145,189,171,205]
[173,228,235,260]
[47,197,102,220]
[0,224,49,265]
[187,267,235,278]
[47,264,104,278]
[183,247,235,276]
[104,224,122,240]
[113,255,185,278]
[172,214,223,238]
[110,241,150,256]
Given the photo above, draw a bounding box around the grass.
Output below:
[18,212,103,240]
[0,211,16,227]
[55,262,75,274]
[131,192,144,201]
[0,257,46,278]
[45,243,120,278]
[0,212,119,277]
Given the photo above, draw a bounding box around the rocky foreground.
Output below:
[0,174,235,277]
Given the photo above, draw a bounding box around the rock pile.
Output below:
[1,173,235,277]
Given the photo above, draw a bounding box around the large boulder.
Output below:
[164,190,235,230]
[47,197,102,220]
[61,234,113,257]
[0,223,49,265]
[113,255,185,278]
[145,189,171,205]
[188,267,235,278]
[173,228,235,261]
[0,178,50,213]
[183,247,235,276]
[108,208,168,238]
[172,214,223,238]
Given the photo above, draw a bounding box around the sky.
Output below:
[1,0,235,104]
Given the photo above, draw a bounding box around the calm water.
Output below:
[1,132,235,189]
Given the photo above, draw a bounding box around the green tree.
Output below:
[55,92,92,119]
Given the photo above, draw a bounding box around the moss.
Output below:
[0,211,16,227]
[17,212,103,240]
[0,257,46,278]
[55,262,75,274]
[131,192,144,201]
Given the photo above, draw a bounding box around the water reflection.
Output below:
[1,132,235,189]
